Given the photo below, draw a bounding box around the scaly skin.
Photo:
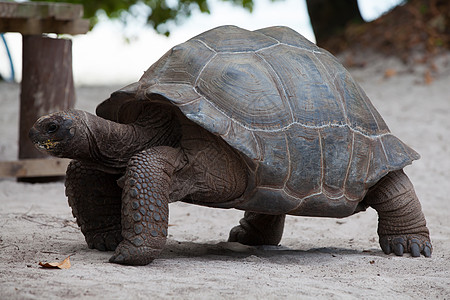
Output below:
[65,160,123,251]
[364,170,432,257]
[109,147,185,265]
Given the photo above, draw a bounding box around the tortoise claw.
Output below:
[379,235,432,258]
[423,242,432,257]
[410,242,420,257]
[393,242,404,256]
[380,237,392,254]
[109,253,126,264]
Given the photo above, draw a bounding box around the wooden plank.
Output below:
[0,158,70,178]
[0,1,84,20]
[0,18,90,35]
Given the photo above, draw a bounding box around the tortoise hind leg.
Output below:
[364,169,432,257]
[65,160,123,251]
[228,212,286,246]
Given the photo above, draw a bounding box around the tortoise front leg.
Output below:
[65,160,123,251]
[364,170,432,257]
[109,146,186,265]
[228,212,286,246]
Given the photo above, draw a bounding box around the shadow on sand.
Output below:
[158,240,382,262]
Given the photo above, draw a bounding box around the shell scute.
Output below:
[177,93,231,135]
[319,126,352,199]
[255,26,319,51]
[196,52,292,131]
[331,65,389,135]
[381,134,420,169]
[257,45,346,127]
[142,40,215,86]
[285,126,322,199]
[235,187,299,215]
[254,131,289,188]
[344,132,371,200]
[193,25,277,52]
[366,138,390,186]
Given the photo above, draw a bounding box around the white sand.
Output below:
[1,53,449,299]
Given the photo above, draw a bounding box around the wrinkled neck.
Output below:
[76,111,137,170]
[76,107,180,171]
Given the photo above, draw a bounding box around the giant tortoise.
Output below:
[29,25,431,265]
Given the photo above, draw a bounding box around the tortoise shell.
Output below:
[97,25,419,217]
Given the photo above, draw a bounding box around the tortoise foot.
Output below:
[109,239,163,265]
[228,224,257,245]
[228,212,285,246]
[85,230,122,251]
[379,235,432,257]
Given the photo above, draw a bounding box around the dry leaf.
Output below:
[384,69,397,78]
[39,256,71,269]
[424,70,433,84]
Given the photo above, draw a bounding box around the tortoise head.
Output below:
[29,110,87,158]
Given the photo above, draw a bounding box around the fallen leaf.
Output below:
[384,69,397,78]
[39,256,71,269]
[424,70,433,84]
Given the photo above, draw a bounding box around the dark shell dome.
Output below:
[97,25,419,217]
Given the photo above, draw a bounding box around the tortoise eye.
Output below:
[47,122,59,134]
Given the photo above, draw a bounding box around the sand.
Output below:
[1,53,449,299]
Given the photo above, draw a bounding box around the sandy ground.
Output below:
[1,53,449,299]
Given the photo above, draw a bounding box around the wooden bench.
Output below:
[0,1,89,179]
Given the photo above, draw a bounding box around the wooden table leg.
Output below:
[18,35,75,182]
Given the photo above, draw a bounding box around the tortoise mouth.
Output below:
[35,139,60,151]
[29,127,63,153]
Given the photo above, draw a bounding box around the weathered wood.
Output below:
[18,35,75,182]
[0,1,90,35]
[0,158,70,178]
[0,1,84,20]
[0,2,88,182]
[0,18,90,35]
